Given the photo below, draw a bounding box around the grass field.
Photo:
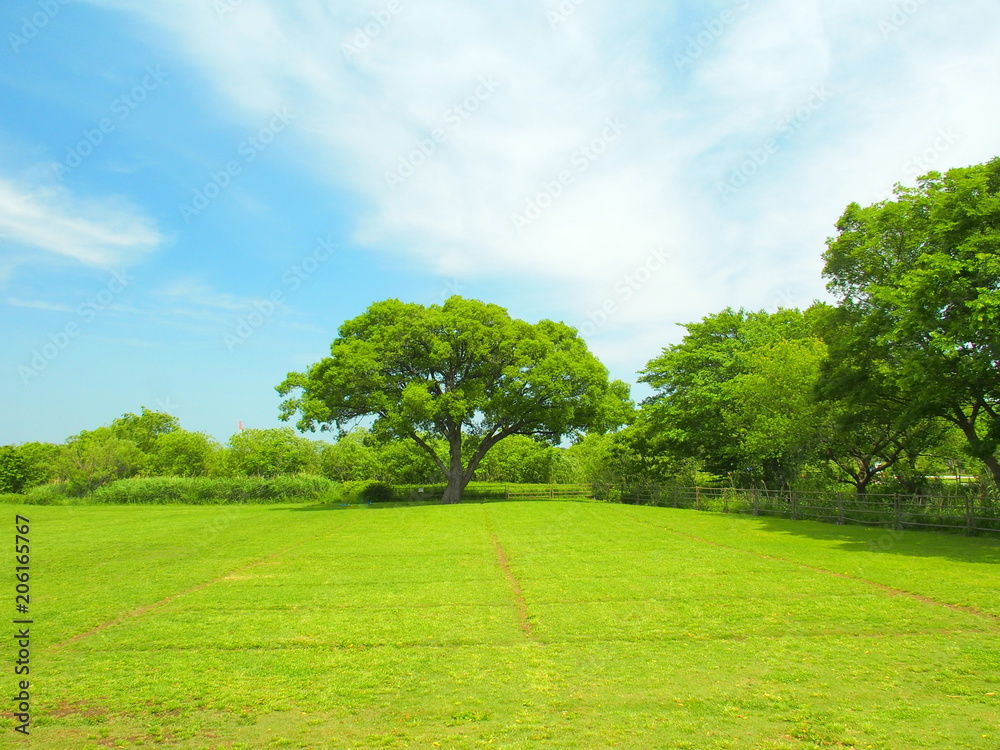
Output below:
[5,499,1000,749]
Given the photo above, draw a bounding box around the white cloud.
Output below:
[0,177,162,269]
[81,0,1000,359]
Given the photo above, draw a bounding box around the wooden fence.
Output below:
[592,484,1000,536]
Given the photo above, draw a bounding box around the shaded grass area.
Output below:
[6,501,999,748]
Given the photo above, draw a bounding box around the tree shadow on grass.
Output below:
[732,511,1000,565]
[285,497,596,512]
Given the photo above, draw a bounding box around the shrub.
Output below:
[0,446,26,493]
[57,431,147,495]
[227,428,318,477]
[18,442,62,490]
[339,479,400,503]
[24,484,73,505]
[89,475,338,505]
[360,480,395,503]
[0,483,75,505]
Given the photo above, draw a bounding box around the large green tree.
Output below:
[639,307,828,487]
[814,306,947,495]
[277,297,631,503]
[823,158,1000,488]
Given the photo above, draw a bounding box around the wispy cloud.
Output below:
[80,0,1000,364]
[0,176,163,269]
[6,298,75,313]
[157,278,261,312]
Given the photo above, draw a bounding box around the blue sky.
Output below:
[1,0,999,445]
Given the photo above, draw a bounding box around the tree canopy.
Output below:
[823,157,1000,488]
[277,296,632,502]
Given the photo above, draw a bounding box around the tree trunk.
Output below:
[953,410,1000,490]
[981,454,1000,492]
[441,436,466,504]
[441,473,464,504]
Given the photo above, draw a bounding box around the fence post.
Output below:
[966,494,975,536]
[695,486,701,511]
[837,492,844,525]
[752,488,759,516]
[549,485,554,500]
[673,486,679,508]
[791,490,798,521]
[723,489,729,514]
[893,494,902,531]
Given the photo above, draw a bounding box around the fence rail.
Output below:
[593,484,1000,536]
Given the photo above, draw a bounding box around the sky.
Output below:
[1,0,999,446]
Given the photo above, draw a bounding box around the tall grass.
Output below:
[88,475,338,505]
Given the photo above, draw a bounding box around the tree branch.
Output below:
[408,431,447,477]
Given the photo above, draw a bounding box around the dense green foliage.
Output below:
[88,475,337,505]
[278,296,631,502]
[822,157,1000,488]
[0,445,26,493]
[600,157,1000,496]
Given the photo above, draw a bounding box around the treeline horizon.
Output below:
[3,157,998,502]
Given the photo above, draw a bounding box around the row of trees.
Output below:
[580,157,1000,495]
[0,408,585,497]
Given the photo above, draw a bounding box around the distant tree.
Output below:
[227,428,317,477]
[277,297,631,503]
[149,430,219,477]
[375,438,443,485]
[723,336,828,486]
[0,446,26,494]
[823,158,1000,488]
[109,407,180,452]
[56,427,146,495]
[473,435,549,483]
[318,429,380,482]
[16,442,62,490]
[521,446,581,484]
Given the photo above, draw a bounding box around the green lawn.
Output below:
[7,500,1000,749]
